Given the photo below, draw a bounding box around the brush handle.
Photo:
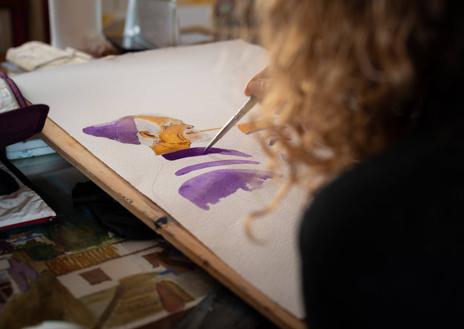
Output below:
[203,97,257,151]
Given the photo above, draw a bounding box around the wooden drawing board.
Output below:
[41,117,305,329]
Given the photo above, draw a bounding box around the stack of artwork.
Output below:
[0,212,212,329]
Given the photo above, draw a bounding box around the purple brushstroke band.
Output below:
[178,169,273,210]
[175,159,260,176]
[163,147,252,161]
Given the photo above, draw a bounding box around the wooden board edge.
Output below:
[41,118,306,329]
[41,119,166,228]
[157,219,306,329]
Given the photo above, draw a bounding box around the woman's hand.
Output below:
[244,68,270,101]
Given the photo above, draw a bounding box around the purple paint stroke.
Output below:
[178,169,273,210]
[162,147,252,161]
[175,159,260,176]
[83,116,140,145]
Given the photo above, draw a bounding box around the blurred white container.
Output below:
[124,0,178,49]
[48,0,108,54]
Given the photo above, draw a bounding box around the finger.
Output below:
[244,67,270,98]
[253,68,269,80]
[244,79,270,100]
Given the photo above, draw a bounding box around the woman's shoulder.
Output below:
[301,128,464,241]
[299,129,464,329]
[320,128,463,203]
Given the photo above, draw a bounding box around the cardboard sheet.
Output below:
[14,40,307,317]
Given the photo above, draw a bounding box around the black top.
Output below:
[299,121,464,328]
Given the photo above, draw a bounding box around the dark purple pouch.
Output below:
[0,104,49,148]
[0,72,49,148]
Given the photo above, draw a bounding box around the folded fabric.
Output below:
[6,41,92,72]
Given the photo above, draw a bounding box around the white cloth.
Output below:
[6,42,92,72]
[0,78,18,114]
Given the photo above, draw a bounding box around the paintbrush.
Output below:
[203,97,258,152]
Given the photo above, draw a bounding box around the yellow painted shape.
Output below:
[133,115,196,155]
[152,124,193,155]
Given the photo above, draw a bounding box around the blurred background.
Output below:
[0,0,259,161]
[0,0,257,61]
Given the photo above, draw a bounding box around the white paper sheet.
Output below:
[0,162,56,227]
[14,40,307,318]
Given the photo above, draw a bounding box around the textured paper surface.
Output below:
[14,40,307,317]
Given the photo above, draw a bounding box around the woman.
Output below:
[246,1,463,328]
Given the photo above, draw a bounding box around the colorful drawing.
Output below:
[0,271,96,329]
[84,115,275,210]
[87,273,196,329]
[83,115,208,155]
[156,280,193,313]
[179,169,273,210]
[0,192,212,327]
[3,215,121,264]
[80,268,112,285]
[46,245,120,276]
[8,232,60,261]
[0,218,212,329]
[143,249,195,274]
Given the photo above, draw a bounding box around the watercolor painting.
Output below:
[83,115,212,155]
[83,116,274,211]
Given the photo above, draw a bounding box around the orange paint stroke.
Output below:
[237,120,269,134]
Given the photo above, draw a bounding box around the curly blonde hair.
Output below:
[255,0,457,192]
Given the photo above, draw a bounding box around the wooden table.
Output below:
[41,118,305,329]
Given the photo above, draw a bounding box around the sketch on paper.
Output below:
[84,116,275,211]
